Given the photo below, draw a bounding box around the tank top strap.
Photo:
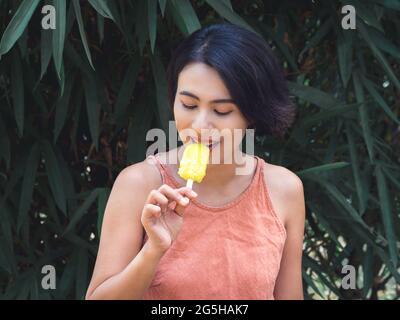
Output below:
[244,155,267,201]
[254,155,265,186]
[146,153,177,186]
[255,156,287,237]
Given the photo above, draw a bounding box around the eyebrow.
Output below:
[179,90,235,104]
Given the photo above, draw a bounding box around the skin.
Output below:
[86,62,305,300]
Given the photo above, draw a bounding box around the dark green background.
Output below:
[0,0,399,299]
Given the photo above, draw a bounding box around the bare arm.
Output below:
[85,163,161,300]
[272,172,305,300]
[85,160,196,300]
[87,239,165,300]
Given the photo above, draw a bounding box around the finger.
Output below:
[141,203,162,222]
[176,186,198,199]
[159,184,189,206]
[173,188,197,216]
[174,200,187,217]
[146,190,169,213]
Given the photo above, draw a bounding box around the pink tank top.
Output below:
[141,153,287,300]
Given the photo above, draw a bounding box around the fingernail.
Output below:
[180,197,189,205]
[191,191,198,197]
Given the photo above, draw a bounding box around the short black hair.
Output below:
[166,23,296,137]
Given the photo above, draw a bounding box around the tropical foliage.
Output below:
[0,0,399,299]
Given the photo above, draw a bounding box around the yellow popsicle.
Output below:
[178,143,209,188]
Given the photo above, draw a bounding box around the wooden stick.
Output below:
[186,179,193,189]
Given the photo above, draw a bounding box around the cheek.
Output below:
[173,104,184,128]
[219,117,248,147]
[173,105,192,143]
[174,112,187,133]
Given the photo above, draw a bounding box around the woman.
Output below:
[85,23,305,300]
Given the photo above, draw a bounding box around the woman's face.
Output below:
[173,62,250,164]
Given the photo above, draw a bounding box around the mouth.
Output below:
[189,137,220,150]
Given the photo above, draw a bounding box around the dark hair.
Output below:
[166,23,296,137]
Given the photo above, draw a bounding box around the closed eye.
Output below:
[214,110,233,116]
[182,103,232,116]
[182,103,197,110]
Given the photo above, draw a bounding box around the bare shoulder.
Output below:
[262,161,305,228]
[118,156,163,190]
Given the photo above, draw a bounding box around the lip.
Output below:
[189,137,220,150]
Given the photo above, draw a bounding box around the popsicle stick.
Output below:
[186,179,193,189]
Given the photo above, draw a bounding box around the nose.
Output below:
[191,109,213,132]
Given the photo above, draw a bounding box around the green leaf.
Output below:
[41,140,67,215]
[135,0,149,54]
[27,61,50,111]
[362,245,374,298]
[220,0,233,11]
[167,0,188,35]
[352,71,374,162]
[302,271,325,299]
[64,40,92,77]
[63,189,101,235]
[303,256,341,296]
[299,17,333,60]
[0,0,41,58]
[150,49,172,133]
[83,75,100,151]
[287,81,340,109]
[57,58,65,97]
[351,0,385,32]
[358,21,400,90]
[337,29,353,88]
[375,164,398,267]
[57,153,78,214]
[297,102,360,128]
[17,143,40,233]
[257,23,299,72]
[97,13,105,44]
[296,162,349,177]
[29,276,39,300]
[158,0,167,16]
[345,122,366,214]
[17,24,28,58]
[11,48,24,137]
[73,0,95,70]
[88,0,115,21]
[0,240,12,274]
[367,28,400,59]
[52,0,67,81]
[383,167,400,191]
[0,115,10,170]
[0,153,27,206]
[105,0,122,29]
[76,248,89,300]
[54,72,75,143]
[171,0,201,34]
[361,76,400,125]
[368,0,400,10]
[57,251,77,298]
[114,55,142,132]
[40,29,53,80]
[127,88,155,164]
[318,180,373,234]
[148,0,158,53]
[205,0,253,32]
[66,0,77,34]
